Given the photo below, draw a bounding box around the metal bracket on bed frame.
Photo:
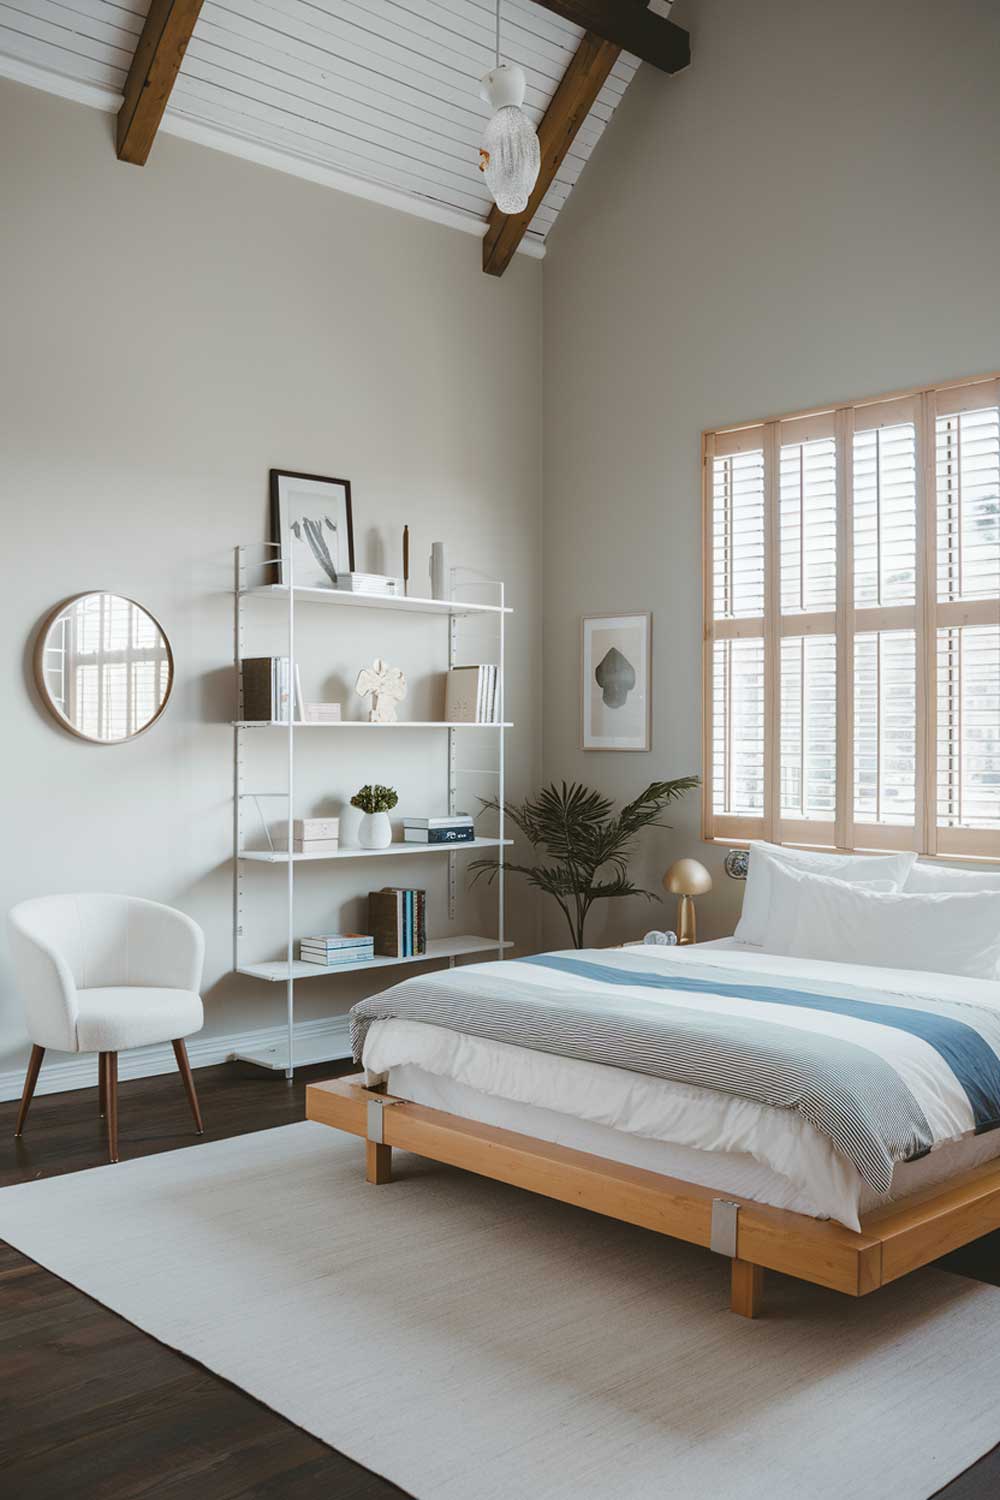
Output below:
[710,1199,741,1258]
[366,1097,399,1145]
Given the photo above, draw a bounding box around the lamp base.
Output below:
[676,894,697,945]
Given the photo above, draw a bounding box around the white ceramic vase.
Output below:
[430,542,448,601]
[358,810,392,849]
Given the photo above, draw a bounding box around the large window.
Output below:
[703,374,1000,859]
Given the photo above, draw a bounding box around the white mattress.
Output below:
[364,939,1000,1231]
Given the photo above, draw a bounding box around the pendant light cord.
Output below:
[495,0,500,68]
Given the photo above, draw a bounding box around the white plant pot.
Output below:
[358,811,392,849]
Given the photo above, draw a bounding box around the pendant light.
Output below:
[478,0,541,215]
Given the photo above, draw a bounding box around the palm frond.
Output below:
[474,774,697,946]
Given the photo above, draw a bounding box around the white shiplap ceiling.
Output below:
[0,0,643,255]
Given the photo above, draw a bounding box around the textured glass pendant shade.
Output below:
[479,63,541,215]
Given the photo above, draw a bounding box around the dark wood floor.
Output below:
[1,1060,998,1499]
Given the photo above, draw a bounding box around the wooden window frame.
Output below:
[702,371,1000,861]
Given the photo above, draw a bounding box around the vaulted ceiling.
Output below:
[0,0,688,273]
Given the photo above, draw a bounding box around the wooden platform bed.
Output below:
[307,1074,1000,1318]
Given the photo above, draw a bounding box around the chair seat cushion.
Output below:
[75,988,204,1053]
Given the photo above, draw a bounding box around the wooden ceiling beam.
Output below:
[483,30,621,278]
[530,0,690,75]
[116,0,204,165]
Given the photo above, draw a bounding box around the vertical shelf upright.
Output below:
[232,544,513,1079]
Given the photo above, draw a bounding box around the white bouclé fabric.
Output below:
[7,893,204,1053]
[74,986,204,1052]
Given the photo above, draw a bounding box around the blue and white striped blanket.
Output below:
[350,949,1000,1193]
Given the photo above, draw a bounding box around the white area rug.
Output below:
[1,1122,998,1500]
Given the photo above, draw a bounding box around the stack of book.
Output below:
[336,572,403,597]
[299,932,374,967]
[444,665,501,724]
[241,657,305,723]
[304,703,342,723]
[403,815,475,844]
[368,888,427,958]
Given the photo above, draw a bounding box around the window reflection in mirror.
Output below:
[36,594,173,742]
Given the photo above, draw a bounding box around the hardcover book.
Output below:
[403,827,475,843]
[299,933,373,949]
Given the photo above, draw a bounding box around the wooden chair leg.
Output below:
[99,1054,107,1118]
[365,1141,392,1184]
[101,1052,119,1164]
[731,1257,764,1318]
[14,1044,45,1136]
[172,1039,204,1135]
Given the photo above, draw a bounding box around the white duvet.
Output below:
[362,941,1000,1230]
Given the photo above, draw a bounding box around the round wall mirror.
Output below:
[34,593,174,743]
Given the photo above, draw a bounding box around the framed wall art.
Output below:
[270,470,355,587]
[581,611,651,752]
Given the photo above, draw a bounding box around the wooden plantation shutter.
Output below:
[932,381,1000,857]
[703,373,1000,859]
[849,395,920,849]
[778,412,837,844]
[705,429,767,838]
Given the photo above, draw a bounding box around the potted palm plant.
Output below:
[470,778,698,949]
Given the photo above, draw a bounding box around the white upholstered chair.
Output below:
[8,894,206,1162]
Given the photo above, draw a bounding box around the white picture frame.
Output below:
[581,611,651,752]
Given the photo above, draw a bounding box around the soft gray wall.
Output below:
[542,0,1000,945]
[0,79,542,1079]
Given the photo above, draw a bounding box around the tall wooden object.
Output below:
[117,0,204,165]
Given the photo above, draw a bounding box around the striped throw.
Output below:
[350,949,1000,1193]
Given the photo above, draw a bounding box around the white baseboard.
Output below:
[0,1014,353,1102]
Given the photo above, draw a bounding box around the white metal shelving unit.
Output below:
[232,545,512,1078]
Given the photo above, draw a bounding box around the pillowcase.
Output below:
[761,863,896,954]
[734,841,917,947]
[904,862,1000,894]
[779,868,1000,981]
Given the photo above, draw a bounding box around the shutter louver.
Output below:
[853,422,917,608]
[780,437,837,613]
[712,638,765,817]
[853,630,917,827]
[712,448,765,620]
[937,624,1000,832]
[780,635,837,821]
[937,406,1000,604]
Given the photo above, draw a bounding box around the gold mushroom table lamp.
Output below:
[663,858,713,945]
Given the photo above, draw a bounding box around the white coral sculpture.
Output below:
[355,658,407,724]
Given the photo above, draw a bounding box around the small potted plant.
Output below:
[351,784,398,849]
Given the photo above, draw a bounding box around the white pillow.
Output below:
[781,869,1000,980]
[734,841,917,946]
[904,862,1000,894]
[761,863,896,953]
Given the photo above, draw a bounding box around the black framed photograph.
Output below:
[270,470,355,588]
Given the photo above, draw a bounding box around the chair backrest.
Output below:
[8,894,193,990]
[11,894,135,989]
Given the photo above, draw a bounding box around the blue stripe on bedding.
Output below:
[522,954,1000,1135]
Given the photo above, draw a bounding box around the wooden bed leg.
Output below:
[731,1258,764,1318]
[365,1140,392,1184]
